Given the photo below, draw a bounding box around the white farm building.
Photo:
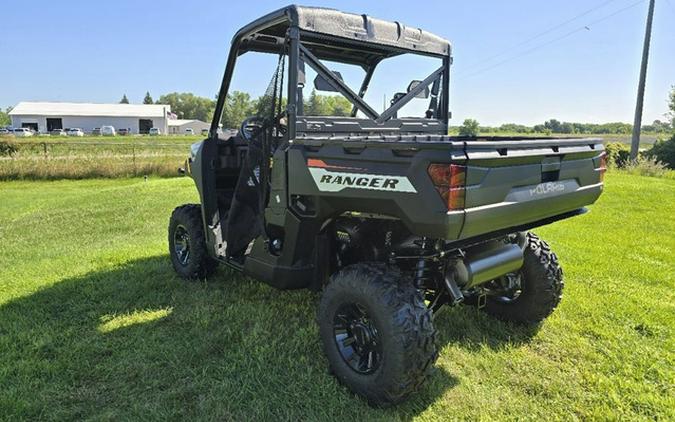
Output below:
[168,119,210,135]
[9,102,172,134]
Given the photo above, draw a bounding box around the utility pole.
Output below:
[630,0,655,160]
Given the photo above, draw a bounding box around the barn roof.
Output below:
[9,102,171,118]
[168,119,205,125]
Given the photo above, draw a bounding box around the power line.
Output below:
[456,0,647,80]
[461,0,621,71]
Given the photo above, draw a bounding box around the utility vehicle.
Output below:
[168,5,605,406]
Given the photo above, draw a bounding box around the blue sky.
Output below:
[1,0,673,126]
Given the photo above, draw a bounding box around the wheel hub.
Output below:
[489,272,523,303]
[333,303,381,374]
[350,322,373,348]
[173,225,190,266]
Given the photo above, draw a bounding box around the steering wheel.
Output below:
[240,116,265,142]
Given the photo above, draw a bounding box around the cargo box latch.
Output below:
[541,157,561,182]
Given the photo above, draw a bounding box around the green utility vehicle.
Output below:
[168,5,605,405]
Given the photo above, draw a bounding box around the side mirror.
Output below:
[314,71,343,92]
[407,80,430,99]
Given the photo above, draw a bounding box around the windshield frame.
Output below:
[211,19,452,139]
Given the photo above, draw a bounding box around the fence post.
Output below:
[43,142,48,159]
[132,144,137,176]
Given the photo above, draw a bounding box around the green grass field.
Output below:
[0,172,673,420]
[0,135,199,180]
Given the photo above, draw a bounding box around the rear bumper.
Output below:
[458,181,603,239]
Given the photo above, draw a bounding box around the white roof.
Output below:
[9,101,171,118]
[168,119,209,126]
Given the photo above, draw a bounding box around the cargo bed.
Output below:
[290,135,605,241]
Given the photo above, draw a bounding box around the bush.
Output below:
[604,142,631,168]
[622,155,670,178]
[645,134,675,169]
[0,140,18,157]
[459,119,479,137]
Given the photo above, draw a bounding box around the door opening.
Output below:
[139,119,153,134]
[46,118,63,132]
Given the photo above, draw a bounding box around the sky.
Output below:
[1,0,673,126]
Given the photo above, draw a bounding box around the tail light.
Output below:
[598,152,607,182]
[427,164,467,210]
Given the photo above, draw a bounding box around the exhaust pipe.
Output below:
[452,242,524,289]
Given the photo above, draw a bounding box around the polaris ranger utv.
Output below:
[168,5,605,405]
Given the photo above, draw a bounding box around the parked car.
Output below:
[184,128,194,135]
[91,128,102,136]
[50,129,68,136]
[149,127,161,136]
[13,128,33,137]
[118,128,130,136]
[101,126,116,136]
[0,128,10,136]
[201,128,209,136]
[67,128,84,137]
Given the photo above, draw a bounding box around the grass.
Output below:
[2,134,202,144]
[0,174,673,420]
[0,135,198,179]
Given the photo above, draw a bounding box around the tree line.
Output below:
[116,90,351,128]
[455,119,672,136]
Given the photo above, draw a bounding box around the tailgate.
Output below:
[457,138,605,239]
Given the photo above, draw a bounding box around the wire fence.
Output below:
[0,140,192,180]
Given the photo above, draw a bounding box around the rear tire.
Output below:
[317,263,438,406]
[483,232,563,324]
[168,204,218,280]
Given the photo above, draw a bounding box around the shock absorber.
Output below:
[414,238,435,289]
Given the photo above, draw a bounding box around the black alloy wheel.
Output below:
[333,302,382,374]
[173,224,190,266]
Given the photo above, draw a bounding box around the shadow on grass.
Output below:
[433,305,539,352]
[0,256,535,420]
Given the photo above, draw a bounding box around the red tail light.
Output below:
[427,164,466,210]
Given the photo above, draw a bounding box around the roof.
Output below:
[168,119,209,126]
[235,5,451,59]
[9,102,171,118]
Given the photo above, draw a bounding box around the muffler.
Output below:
[452,242,524,289]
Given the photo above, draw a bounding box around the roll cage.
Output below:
[209,5,453,139]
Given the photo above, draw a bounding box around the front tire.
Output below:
[168,204,218,280]
[482,232,563,324]
[318,263,438,406]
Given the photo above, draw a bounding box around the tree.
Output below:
[0,107,11,127]
[646,134,675,169]
[668,85,675,128]
[143,92,154,104]
[119,94,129,104]
[305,90,352,116]
[221,91,255,129]
[459,118,479,137]
[560,122,575,134]
[544,119,561,133]
[157,92,215,122]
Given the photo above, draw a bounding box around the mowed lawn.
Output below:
[0,172,672,420]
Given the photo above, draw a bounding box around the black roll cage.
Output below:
[209,6,452,140]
